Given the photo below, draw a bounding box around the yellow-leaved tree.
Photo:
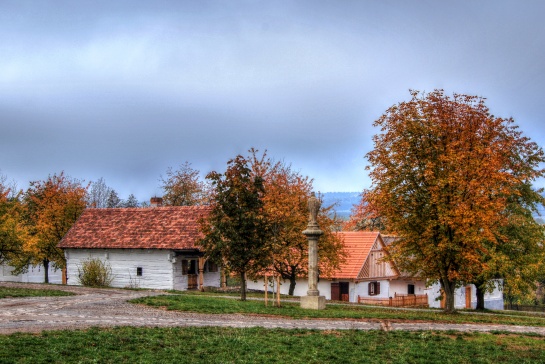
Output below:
[21,172,88,283]
[0,174,26,267]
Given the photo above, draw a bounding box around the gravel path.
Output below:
[2,282,545,335]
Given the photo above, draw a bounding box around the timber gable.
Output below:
[357,234,399,281]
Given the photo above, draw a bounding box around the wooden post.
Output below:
[220,268,227,289]
[276,275,281,307]
[198,257,205,292]
[389,297,392,306]
[264,275,268,307]
[62,267,67,285]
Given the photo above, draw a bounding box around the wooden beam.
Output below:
[198,257,205,292]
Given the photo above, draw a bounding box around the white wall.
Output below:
[0,263,62,284]
[66,249,175,289]
[247,277,350,301]
[425,280,504,310]
[388,280,427,297]
[203,270,221,288]
[355,279,391,300]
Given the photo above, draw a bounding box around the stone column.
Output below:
[300,192,326,310]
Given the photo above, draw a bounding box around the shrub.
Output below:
[77,258,114,287]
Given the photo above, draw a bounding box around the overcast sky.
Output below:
[1,1,544,201]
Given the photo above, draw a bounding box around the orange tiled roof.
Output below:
[58,206,210,250]
[329,231,380,279]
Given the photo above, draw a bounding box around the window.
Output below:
[181,260,188,275]
[136,267,143,276]
[408,284,415,295]
[368,281,380,296]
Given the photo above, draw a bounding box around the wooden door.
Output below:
[465,285,472,309]
[188,274,198,290]
[331,283,340,301]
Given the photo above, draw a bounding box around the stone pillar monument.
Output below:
[300,192,326,310]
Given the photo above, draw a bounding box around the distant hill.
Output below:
[319,192,545,224]
[321,192,360,220]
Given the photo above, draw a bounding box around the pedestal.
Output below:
[300,295,326,310]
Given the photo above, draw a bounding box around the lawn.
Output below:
[0,286,74,299]
[131,292,545,327]
[1,326,544,363]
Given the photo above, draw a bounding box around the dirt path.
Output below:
[1,282,545,335]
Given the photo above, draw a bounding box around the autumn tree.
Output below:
[198,154,272,301]
[473,182,545,309]
[22,172,88,283]
[0,173,25,266]
[345,193,389,232]
[160,162,210,206]
[364,90,545,312]
[248,151,345,295]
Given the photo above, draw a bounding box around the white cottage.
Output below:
[58,201,220,290]
[248,231,428,304]
[248,231,504,309]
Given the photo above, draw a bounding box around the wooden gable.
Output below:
[357,235,399,280]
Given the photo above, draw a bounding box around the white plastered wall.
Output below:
[425,280,504,310]
[0,263,62,284]
[65,248,175,289]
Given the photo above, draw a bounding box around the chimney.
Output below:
[150,197,163,207]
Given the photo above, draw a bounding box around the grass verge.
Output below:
[131,293,545,327]
[1,326,544,363]
[0,287,74,299]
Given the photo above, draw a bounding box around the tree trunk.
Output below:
[440,277,456,313]
[475,284,486,310]
[288,273,297,296]
[240,271,247,301]
[43,259,49,284]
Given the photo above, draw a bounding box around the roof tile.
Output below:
[58,206,210,250]
[330,231,379,279]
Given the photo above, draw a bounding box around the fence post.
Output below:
[389,297,392,306]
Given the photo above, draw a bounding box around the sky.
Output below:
[1,1,545,202]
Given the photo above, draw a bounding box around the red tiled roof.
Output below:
[329,231,380,279]
[58,206,210,250]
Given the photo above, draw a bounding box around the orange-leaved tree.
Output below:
[0,174,26,266]
[249,150,345,295]
[345,192,389,233]
[21,172,88,283]
[364,90,545,312]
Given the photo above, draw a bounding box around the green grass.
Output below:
[0,326,544,363]
[131,293,545,327]
[0,287,74,299]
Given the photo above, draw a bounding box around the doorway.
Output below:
[331,282,349,301]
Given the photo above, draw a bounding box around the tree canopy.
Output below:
[21,172,88,283]
[0,174,25,266]
[362,90,545,312]
[249,151,344,295]
[198,154,272,300]
[160,162,210,206]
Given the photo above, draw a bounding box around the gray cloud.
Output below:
[1,1,544,200]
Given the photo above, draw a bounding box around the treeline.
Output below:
[0,149,345,292]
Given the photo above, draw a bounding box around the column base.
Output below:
[300,295,326,310]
